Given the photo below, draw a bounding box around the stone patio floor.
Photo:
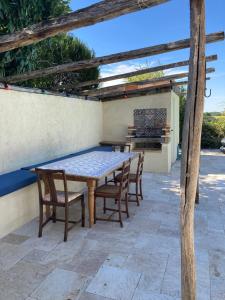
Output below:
[1,150,225,300]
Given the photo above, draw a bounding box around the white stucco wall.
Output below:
[0,89,103,174]
[0,89,103,237]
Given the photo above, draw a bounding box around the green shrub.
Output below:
[201,119,225,148]
[179,94,225,149]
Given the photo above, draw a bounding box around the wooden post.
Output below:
[180,0,206,299]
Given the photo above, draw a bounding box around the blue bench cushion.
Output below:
[0,170,37,197]
[0,146,113,197]
[22,146,113,170]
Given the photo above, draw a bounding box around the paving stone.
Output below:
[78,292,112,300]
[103,253,128,268]
[65,250,109,276]
[1,233,29,245]
[0,151,225,299]
[132,289,180,300]
[0,261,51,300]
[0,242,31,271]
[123,252,168,293]
[31,268,87,300]
[13,218,39,237]
[20,236,60,252]
[86,265,141,300]
[23,249,50,264]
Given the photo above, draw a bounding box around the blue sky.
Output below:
[69,0,225,112]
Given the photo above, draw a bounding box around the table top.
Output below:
[39,151,137,180]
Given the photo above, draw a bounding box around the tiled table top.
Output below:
[39,151,137,179]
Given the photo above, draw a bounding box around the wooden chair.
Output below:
[106,144,131,184]
[115,152,144,206]
[35,168,85,242]
[94,159,131,227]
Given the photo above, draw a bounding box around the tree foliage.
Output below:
[179,91,225,149]
[127,62,164,83]
[0,0,99,91]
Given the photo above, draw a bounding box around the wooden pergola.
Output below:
[0,1,224,299]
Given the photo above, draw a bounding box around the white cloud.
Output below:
[100,63,141,87]
[164,68,188,76]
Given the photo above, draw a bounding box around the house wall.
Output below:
[102,92,179,173]
[0,89,103,237]
[0,183,39,238]
[0,89,103,174]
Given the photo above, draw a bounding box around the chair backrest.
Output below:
[35,168,68,204]
[119,159,131,199]
[112,144,131,153]
[136,152,145,180]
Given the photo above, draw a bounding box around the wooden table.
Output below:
[37,151,138,227]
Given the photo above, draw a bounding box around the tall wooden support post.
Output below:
[180,0,206,299]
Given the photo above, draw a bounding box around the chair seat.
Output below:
[95,184,120,198]
[43,191,82,204]
[115,173,137,183]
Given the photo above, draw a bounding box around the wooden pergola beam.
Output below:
[80,67,214,97]
[73,54,217,89]
[180,0,206,299]
[1,32,223,84]
[0,0,170,53]
[98,77,210,101]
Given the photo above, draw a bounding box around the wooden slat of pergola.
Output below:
[1,32,223,84]
[60,54,217,91]
[0,0,170,53]
[79,67,214,97]
[98,77,211,101]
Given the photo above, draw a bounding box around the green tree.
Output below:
[22,34,99,91]
[127,61,164,83]
[0,1,99,91]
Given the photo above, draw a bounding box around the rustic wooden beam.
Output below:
[98,78,205,100]
[0,0,170,53]
[100,77,210,101]
[80,67,214,97]
[1,32,223,84]
[180,0,206,299]
[100,86,173,101]
[71,54,217,89]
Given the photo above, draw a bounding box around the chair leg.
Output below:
[52,205,56,223]
[64,206,69,242]
[113,172,117,186]
[38,204,43,238]
[103,198,106,214]
[136,182,140,206]
[117,198,123,228]
[140,178,143,200]
[81,195,85,227]
[94,196,96,224]
[125,193,129,218]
